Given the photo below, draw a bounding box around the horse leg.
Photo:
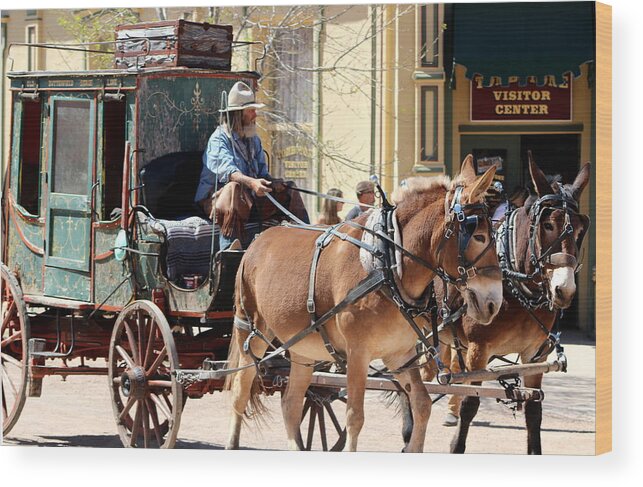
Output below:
[225,328,271,450]
[444,346,463,426]
[386,361,432,453]
[522,370,544,455]
[450,344,487,454]
[281,354,314,451]
[345,351,371,452]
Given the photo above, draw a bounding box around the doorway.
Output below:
[460,133,582,329]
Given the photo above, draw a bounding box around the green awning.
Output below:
[452,1,595,85]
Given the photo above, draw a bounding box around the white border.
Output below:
[0,1,639,486]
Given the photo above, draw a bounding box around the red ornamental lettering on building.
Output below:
[470,74,572,121]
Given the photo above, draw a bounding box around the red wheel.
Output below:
[301,386,347,452]
[1,263,30,435]
[108,300,183,448]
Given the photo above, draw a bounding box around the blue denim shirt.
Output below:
[194,125,268,203]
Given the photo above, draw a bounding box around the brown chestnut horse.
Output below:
[401,155,590,454]
[224,155,503,452]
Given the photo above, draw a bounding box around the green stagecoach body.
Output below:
[2,66,258,314]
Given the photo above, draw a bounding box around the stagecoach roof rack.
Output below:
[6,37,265,75]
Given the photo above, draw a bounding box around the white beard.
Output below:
[242,122,257,138]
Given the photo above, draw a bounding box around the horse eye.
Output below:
[543,222,555,231]
[473,235,486,243]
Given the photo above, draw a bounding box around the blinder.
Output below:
[459,213,482,257]
[443,186,498,285]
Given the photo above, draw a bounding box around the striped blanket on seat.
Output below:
[144,216,261,282]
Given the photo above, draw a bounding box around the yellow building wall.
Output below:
[318,5,373,217]
[391,5,417,187]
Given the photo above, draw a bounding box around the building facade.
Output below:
[0,3,596,333]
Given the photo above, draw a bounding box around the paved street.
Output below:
[2,330,595,454]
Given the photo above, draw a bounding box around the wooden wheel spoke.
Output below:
[147,380,173,388]
[1,330,22,349]
[323,401,345,436]
[146,398,164,446]
[119,396,137,423]
[136,310,146,368]
[130,402,142,447]
[2,386,8,417]
[317,405,329,451]
[143,317,157,370]
[150,393,173,423]
[1,351,24,368]
[302,400,311,420]
[146,347,167,377]
[123,321,140,364]
[141,399,150,449]
[115,345,136,370]
[2,300,16,332]
[305,406,317,450]
[2,365,19,397]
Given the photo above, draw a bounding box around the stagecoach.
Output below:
[1,21,569,451]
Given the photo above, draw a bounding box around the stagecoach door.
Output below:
[43,96,96,302]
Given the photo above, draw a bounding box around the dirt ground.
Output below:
[1,330,595,455]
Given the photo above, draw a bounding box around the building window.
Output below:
[26,25,37,71]
[26,10,38,18]
[420,86,439,161]
[272,27,313,124]
[420,5,439,68]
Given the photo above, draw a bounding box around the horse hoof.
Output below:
[443,413,458,427]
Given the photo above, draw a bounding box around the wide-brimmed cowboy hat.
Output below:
[219,81,266,112]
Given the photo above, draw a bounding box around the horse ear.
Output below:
[459,154,477,183]
[571,162,591,200]
[528,151,553,196]
[467,165,496,203]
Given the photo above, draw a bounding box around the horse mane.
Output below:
[391,175,463,205]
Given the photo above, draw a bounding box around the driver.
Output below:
[194,81,272,250]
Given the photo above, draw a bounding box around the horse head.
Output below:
[392,155,503,325]
[524,154,591,309]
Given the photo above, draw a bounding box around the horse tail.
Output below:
[222,258,270,423]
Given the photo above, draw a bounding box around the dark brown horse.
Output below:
[401,156,590,454]
[224,156,503,452]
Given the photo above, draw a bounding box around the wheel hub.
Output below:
[120,367,146,400]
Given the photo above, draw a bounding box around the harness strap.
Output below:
[227,269,387,376]
[307,225,347,367]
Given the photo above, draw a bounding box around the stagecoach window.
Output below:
[102,100,126,219]
[18,100,42,215]
[52,100,91,195]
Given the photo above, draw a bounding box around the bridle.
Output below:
[437,185,500,289]
[498,185,588,311]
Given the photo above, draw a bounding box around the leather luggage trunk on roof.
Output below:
[114,20,233,70]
